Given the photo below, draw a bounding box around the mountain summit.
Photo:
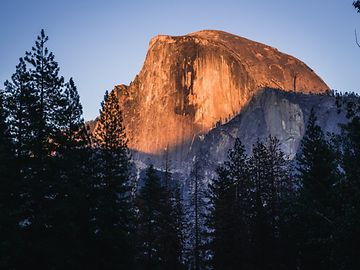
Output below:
[113,30,329,155]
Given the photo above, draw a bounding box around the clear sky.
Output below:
[1,0,359,120]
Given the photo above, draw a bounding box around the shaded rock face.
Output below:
[115,30,329,157]
[132,89,347,180]
[193,89,346,168]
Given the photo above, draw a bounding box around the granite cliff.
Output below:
[112,30,329,160]
[130,89,347,179]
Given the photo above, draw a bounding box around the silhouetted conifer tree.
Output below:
[92,90,135,269]
[296,109,339,270]
[249,136,293,270]
[172,181,186,268]
[136,163,185,270]
[3,58,36,157]
[186,156,209,270]
[50,78,93,269]
[160,152,185,270]
[334,96,360,269]
[208,137,293,270]
[0,92,17,268]
[3,29,68,269]
[137,165,166,269]
[24,29,65,157]
[208,139,251,270]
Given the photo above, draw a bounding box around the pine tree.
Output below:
[248,140,271,269]
[249,136,293,270]
[296,109,339,270]
[208,139,251,270]
[162,147,185,269]
[137,165,166,269]
[3,57,37,158]
[50,78,93,269]
[136,162,185,270]
[172,181,186,269]
[2,58,36,267]
[61,78,89,146]
[159,152,185,270]
[335,102,360,269]
[0,92,17,268]
[267,137,297,270]
[3,60,37,260]
[226,139,253,269]
[92,90,135,269]
[2,30,67,269]
[24,29,65,157]
[186,156,209,270]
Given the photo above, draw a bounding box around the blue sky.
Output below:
[0,0,359,120]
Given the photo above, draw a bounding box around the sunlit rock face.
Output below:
[127,89,347,180]
[113,30,329,156]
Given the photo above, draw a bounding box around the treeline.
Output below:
[1,30,360,270]
[204,104,360,270]
[0,29,189,270]
[0,30,135,269]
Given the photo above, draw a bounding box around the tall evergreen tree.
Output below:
[296,109,339,270]
[172,180,186,268]
[137,162,185,270]
[249,136,293,270]
[0,92,17,268]
[23,29,65,157]
[30,32,63,197]
[50,78,93,269]
[3,58,36,158]
[208,138,251,270]
[160,152,185,270]
[186,156,209,270]
[92,90,135,269]
[209,136,293,270]
[2,30,67,269]
[335,98,360,269]
[137,165,167,269]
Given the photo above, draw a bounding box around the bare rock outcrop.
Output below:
[113,30,329,156]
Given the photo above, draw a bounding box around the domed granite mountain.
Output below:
[112,30,329,158]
